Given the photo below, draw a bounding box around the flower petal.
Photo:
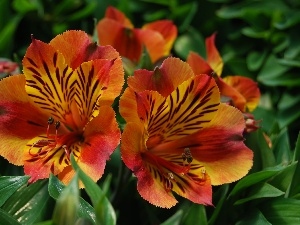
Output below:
[121,122,177,208]
[105,6,133,28]
[221,76,260,112]
[49,30,124,107]
[138,28,165,63]
[127,57,194,96]
[135,74,220,143]
[142,20,177,57]
[206,33,223,76]
[186,51,213,75]
[163,104,253,185]
[23,37,76,126]
[97,18,143,63]
[73,105,121,183]
[121,122,212,207]
[0,75,48,165]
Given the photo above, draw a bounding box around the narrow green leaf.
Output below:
[287,133,300,198]
[260,198,300,225]
[181,204,207,225]
[246,50,267,71]
[272,128,292,164]
[235,208,272,225]
[229,166,285,198]
[70,155,116,225]
[0,176,29,207]
[0,208,21,225]
[161,210,183,225]
[48,174,96,224]
[1,180,49,225]
[52,174,79,225]
[234,183,284,205]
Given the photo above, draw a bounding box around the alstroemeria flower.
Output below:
[120,57,253,208]
[186,33,260,113]
[97,6,177,63]
[0,30,124,184]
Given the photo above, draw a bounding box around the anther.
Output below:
[182,148,193,164]
[48,116,54,124]
[54,121,60,129]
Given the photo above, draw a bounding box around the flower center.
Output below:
[27,117,83,168]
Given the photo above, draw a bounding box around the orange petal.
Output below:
[76,105,121,183]
[133,74,220,144]
[165,104,253,185]
[127,57,194,97]
[221,76,260,112]
[206,33,223,76]
[186,51,213,75]
[0,75,48,165]
[50,30,124,106]
[121,122,177,208]
[23,37,76,127]
[121,122,212,207]
[142,20,177,56]
[141,20,177,62]
[138,28,165,63]
[97,18,142,63]
[105,6,134,28]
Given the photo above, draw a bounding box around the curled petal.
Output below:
[127,57,194,96]
[0,75,48,165]
[186,51,213,75]
[138,29,165,63]
[142,20,177,60]
[105,6,133,28]
[206,33,223,76]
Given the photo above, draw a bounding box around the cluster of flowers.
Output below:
[0,6,259,208]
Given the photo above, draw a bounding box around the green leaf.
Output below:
[0,208,21,225]
[246,50,267,71]
[161,210,183,225]
[181,204,207,225]
[257,54,291,86]
[70,155,116,225]
[245,130,276,171]
[0,15,22,57]
[234,183,284,205]
[52,174,79,225]
[48,174,96,224]
[287,133,300,198]
[0,176,29,207]
[229,165,285,198]
[260,198,300,225]
[235,208,272,225]
[1,180,49,225]
[272,128,292,164]
[268,162,297,192]
[67,2,97,21]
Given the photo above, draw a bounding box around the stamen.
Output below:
[182,148,193,165]
[201,167,206,180]
[47,116,54,137]
[54,121,60,142]
[62,145,70,160]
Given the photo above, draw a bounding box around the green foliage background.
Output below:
[0,0,300,224]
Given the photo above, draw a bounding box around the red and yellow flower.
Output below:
[97,6,177,64]
[187,33,260,113]
[120,57,253,208]
[0,30,124,184]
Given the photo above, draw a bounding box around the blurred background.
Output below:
[1,0,300,224]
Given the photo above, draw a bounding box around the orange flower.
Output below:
[120,57,253,208]
[0,30,124,184]
[97,6,177,63]
[187,33,260,113]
